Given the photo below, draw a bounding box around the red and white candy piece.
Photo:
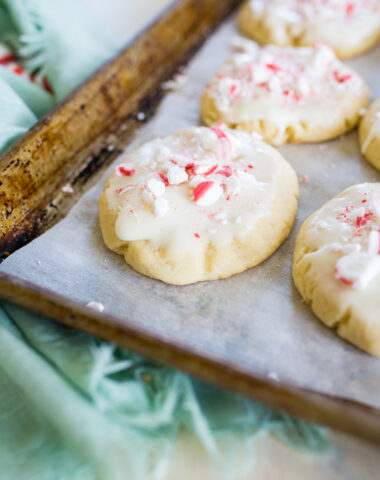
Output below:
[167,166,187,185]
[335,251,380,290]
[210,124,232,162]
[116,185,136,196]
[147,178,166,197]
[153,197,169,217]
[116,164,135,177]
[193,181,223,206]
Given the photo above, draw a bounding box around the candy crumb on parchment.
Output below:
[62,184,74,193]
[86,301,104,312]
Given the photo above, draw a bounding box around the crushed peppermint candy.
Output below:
[210,124,232,162]
[217,165,234,177]
[116,185,136,196]
[116,164,135,177]
[162,73,187,91]
[312,185,380,290]
[154,197,169,217]
[268,371,279,382]
[62,183,73,193]
[147,178,166,197]
[249,0,380,23]
[204,40,366,144]
[86,301,104,312]
[335,252,380,290]
[167,166,188,185]
[193,181,223,206]
[207,41,363,103]
[108,125,279,245]
[142,189,154,205]
[158,172,169,186]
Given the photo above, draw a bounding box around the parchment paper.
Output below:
[2,17,380,408]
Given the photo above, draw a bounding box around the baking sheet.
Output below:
[2,16,380,408]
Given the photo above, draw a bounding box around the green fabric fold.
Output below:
[0,0,117,154]
[0,303,329,480]
[0,65,53,116]
[0,74,37,151]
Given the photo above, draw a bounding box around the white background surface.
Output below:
[82,0,174,44]
[72,1,380,478]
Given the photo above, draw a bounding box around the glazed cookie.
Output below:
[293,183,380,356]
[238,0,380,59]
[99,125,299,285]
[201,40,369,146]
[359,97,380,171]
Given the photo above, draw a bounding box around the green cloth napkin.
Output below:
[0,303,329,480]
[0,0,116,152]
[0,1,329,478]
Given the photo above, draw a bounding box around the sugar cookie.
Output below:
[99,126,299,285]
[238,0,380,59]
[359,98,380,171]
[201,41,369,146]
[293,183,380,356]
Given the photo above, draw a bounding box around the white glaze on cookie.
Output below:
[245,0,380,56]
[306,184,380,290]
[102,126,287,253]
[249,0,380,23]
[203,41,367,144]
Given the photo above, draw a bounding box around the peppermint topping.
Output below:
[86,301,105,312]
[210,124,232,162]
[249,0,379,22]
[333,71,352,83]
[167,166,188,185]
[206,41,364,112]
[224,175,241,195]
[158,172,169,186]
[110,126,275,246]
[116,185,136,196]
[116,164,135,177]
[62,183,73,193]
[193,181,223,206]
[147,178,166,197]
[335,252,380,290]
[314,185,380,290]
[195,164,218,175]
[217,165,234,177]
[142,189,154,205]
[154,197,169,217]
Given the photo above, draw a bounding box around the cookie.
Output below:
[293,183,380,356]
[201,40,369,146]
[99,125,299,285]
[359,98,380,171]
[238,0,380,59]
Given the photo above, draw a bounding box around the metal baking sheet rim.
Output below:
[2,270,380,445]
